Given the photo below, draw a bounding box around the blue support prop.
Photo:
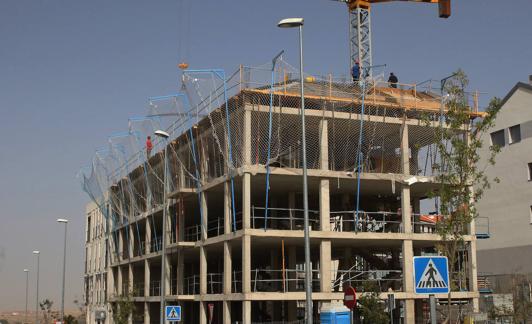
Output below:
[263,50,284,231]
[354,80,367,232]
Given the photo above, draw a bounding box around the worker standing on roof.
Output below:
[388,72,398,88]
[146,136,153,158]
[352,61,361,82]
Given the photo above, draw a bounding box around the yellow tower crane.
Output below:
[333,0,451,76]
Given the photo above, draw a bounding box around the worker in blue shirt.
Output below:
[352,61,360,82]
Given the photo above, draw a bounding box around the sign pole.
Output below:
[429,294,437,324]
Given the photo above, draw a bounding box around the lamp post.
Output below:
[33,250,40,324]
[278,17,313,323]
[24,269,29,324]
[57,218,68,324]
[155,129,170,324]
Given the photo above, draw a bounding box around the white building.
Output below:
[477,77,532,275]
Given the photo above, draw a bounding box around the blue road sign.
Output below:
[413,256,450,294]
[165,305,181,321]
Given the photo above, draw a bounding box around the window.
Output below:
[528,163,532,181]
[490,130,505,147]
[509,124,521,144]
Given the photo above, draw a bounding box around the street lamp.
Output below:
[33,250,40,324]
[57,218,68,324]
[24,269,29,324]
[277,17,313,324]
[155,129,170,324]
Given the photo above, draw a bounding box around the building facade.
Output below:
[83,68,483,323]
[477,79,532,274]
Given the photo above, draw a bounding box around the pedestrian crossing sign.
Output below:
[413,256,450,294]
[165,305,181,321]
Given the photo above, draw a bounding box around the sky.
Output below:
[0,0,531,311]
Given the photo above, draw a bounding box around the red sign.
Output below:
[344,285,357,309]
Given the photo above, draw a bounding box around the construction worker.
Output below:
[388,72,398,88]
[146,136,153,158]
[352,61,361,82]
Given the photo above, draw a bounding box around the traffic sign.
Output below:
[413,256,450,294]
[165,305,181,322]
[343,285,357,309]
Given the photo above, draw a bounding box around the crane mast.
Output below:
[340,0,450,77]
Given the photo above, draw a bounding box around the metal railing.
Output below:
[251,268,320,292]
[475,216,490,239]
[132,282,144,296]
[150,280,161,296]
[184,275,200,295]
[332,269,403,292]
[330,210,402,233]
[251,206,320,230]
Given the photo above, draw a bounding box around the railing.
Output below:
[251,206,320,230]
[184,275,200,295]
[332,269,403,292]
[251,268,320,292]
[330,211,402,233]
[132,282,144,296]
[207,273,223,294]
[150,280,161,296]
[184,225,201,242]
[148,237,162,253]
[412,213,439,234]
[475,216,490,239]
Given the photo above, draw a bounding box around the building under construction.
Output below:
[81,61,485,323]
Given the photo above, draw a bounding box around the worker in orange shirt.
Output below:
[146,136,153,158]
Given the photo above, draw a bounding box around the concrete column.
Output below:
[402,239,415,323]
[319,119,329,169]
[224,182,231,234]
[144,260,150,297]
[320,240,332,292]
[224,241,232,293]
[128,264,133,294]
[223,300,231,324]
[223,241,232,324]
[176,249,184,295]
[144,302,150,324]
[117,266,123,296]
[178,198,185,242]
[242,301,251,324]
[469,240,479,312]
[201,191,208,241]
[145,217,152,254]
[107,264,115,298]
[242,235,251,293]
[243,109,252,167]
[242,173,251,229]
[129,225,134,258]
[200,301,207,324]
[242,234,251,322]
[118,230,124,260]
[200,246,207,295]
[164,251,171,297]
[320,180,330,231]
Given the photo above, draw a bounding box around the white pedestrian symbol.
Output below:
[416,259,447,289]
[169,307,178,318]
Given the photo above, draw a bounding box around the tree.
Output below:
[112,293,136,324]
[39,299,55,323]
[428,70,501,322]
[64,314,79,324]
[357,282,389,324]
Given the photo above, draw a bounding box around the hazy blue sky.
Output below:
[0,0,531,311]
